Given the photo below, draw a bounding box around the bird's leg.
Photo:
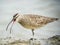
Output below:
[32,29,34,37]
[32,29,34,45]
[29,29,34,45]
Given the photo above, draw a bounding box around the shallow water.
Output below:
[0,35,60,45]
[0,37,40,45]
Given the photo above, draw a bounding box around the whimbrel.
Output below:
[6,13,58,39]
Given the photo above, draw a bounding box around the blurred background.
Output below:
[0,0,60,45]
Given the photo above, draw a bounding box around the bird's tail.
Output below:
[46,17,59,24]
[52,18,59,21]
[50,18,59,23]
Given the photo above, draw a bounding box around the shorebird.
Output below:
[6,13,58,39]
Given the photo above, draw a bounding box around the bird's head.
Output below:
[6,13,19,33]
[13,13,19,22]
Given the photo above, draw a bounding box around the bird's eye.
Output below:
[13,13,18,17]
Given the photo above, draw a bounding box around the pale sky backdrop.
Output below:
[0,0,60,39]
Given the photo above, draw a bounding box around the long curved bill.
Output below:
[6,19,14,34]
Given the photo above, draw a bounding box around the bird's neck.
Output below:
[16,15,24,22]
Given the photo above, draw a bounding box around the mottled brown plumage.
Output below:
[16,14,58,29]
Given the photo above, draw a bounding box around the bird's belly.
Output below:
[20,23,37,29]
[23,25,36,29]
[18,21,43,29]
[19,22,38,29]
